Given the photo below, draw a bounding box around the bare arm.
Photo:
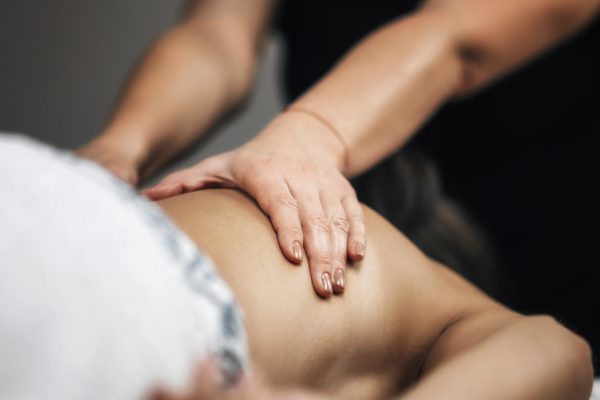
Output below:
[292,0,600,175]
[79,0,274,183]
[144,0,600,298]
[396,265,594,400]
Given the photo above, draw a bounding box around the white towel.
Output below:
[0,134,247,400]
[591,379,600,400]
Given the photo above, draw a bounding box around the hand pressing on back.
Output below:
[144,112,366,298]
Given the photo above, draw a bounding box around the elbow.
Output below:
[551,322,594,399]
[525,315,594,399]
[227,51,258,105]
[442,0,600,97]
[202,28,260,106]
[178,20,260,107]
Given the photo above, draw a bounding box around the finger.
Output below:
[143,160,230,201]
[320,190,348,294]
[250,179,304,264]
[342,194,366,261]
[290,185,334,298]
[142,173,189,200]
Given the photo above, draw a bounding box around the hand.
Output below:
[77,139,140,185]
[151,363,333,400]
[143,113,366,298]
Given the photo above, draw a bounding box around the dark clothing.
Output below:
[279,0,600,371]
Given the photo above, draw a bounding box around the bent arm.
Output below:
[85,0,274,180]
[398,265,594,400]
[290,0,600,175]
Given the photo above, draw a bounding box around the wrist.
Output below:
[249,110,347,172]
[285,10,464,177]
[284,105,350,172]
[94,125,152,170]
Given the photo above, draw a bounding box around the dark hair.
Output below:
[352,148,496,293]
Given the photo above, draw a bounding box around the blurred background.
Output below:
[0,0,282,179]
[0,0,599,393]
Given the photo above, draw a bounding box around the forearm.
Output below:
[293,1,599,176]
[97,12,259,178]
[399,314,594,400]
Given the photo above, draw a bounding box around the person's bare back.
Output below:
[158,189,553,399]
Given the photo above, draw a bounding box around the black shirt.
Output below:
[279,0,600,370]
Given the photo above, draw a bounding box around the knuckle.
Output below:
[340,181,356,195]
[275,195,298,211]
[259,192,297,214]
[279,225,303,237]
[348,212,365,225]
[331,216,350,233]
[307,214,330,233]
[310,253,333,269]
[332,250,346,263]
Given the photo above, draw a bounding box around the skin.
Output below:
[154,189,593,400]
[79,0,600,296]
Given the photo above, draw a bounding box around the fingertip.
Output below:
[349,241,366,261]
[332,267,345,294]
[141,188,159,200]
[144,184,183,201]
[291,240,303,264]
[282,250,302,266]
[276,233,303,265]
[312,270,333,299]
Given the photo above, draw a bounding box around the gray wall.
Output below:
[0,0,283,180]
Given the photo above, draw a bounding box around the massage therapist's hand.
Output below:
[77,137,141,185]
[144,112,366,298]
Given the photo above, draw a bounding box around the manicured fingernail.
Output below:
[292,241,303,261]
[321,272,333,295]
[354,242,365,258]
[333,268,345,293]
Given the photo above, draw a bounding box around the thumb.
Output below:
[142,154,237,201]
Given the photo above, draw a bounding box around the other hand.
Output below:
[77,139,141,185]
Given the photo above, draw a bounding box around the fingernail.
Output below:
[354,242,365,258]
[292,241,302,261]
[333,268,345,293]
[321,272,333,295]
